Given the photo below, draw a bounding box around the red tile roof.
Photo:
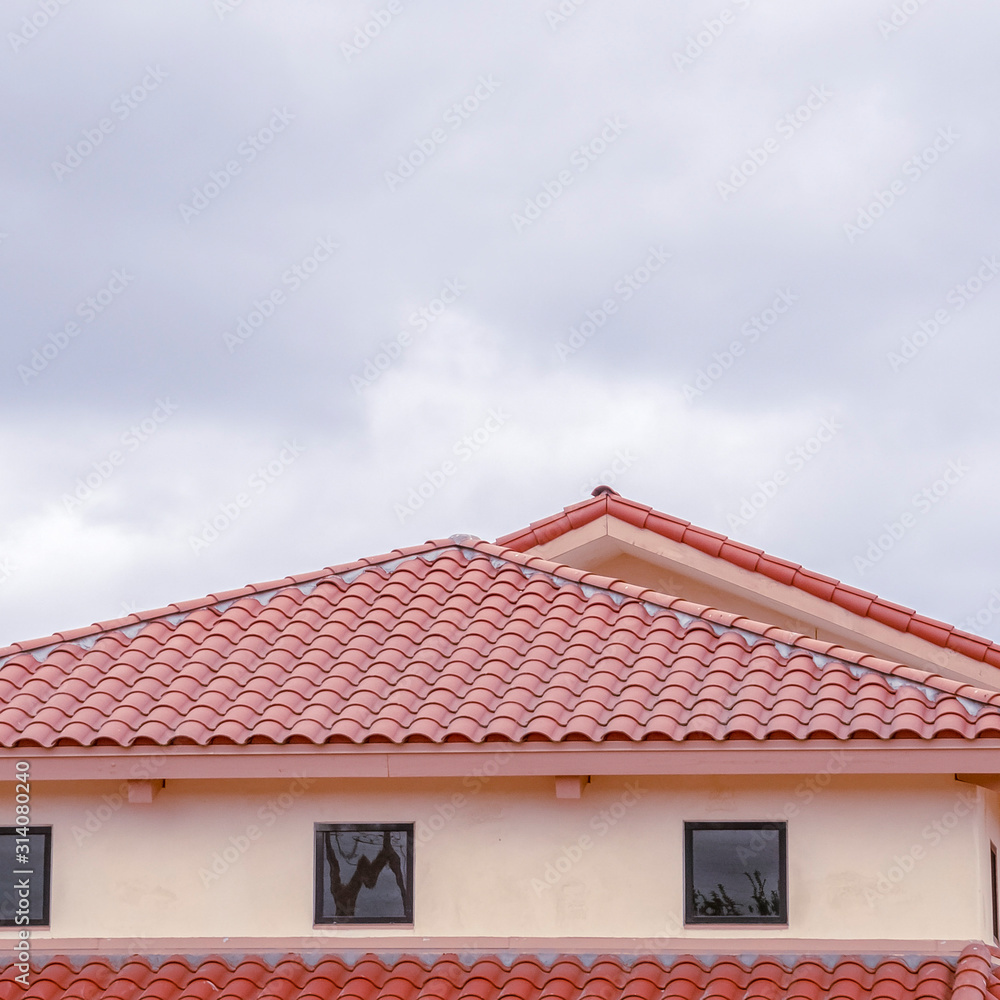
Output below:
[3,948,1000,1000]
[496,493,1000,670]
[2,540,1000,749]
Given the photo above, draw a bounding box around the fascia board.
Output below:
[4,740,1000,781]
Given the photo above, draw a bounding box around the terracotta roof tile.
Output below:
[3,534,1000,748]
[6,954,986,1000]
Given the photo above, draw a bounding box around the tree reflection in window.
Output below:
[314,824,413,924]
[685,823,786,924]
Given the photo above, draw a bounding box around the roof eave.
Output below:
[7,738,1000,781]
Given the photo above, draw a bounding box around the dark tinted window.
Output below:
[991,843,998,941]
[685,822,786,924]
[314,824,413,924]
[0,827,51,927]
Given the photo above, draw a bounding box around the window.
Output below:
[684,822,787,924]
[991,843,998,941]
[0,827,51,927]
[314,823,413,924]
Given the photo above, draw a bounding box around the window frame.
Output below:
[684,820,787,925]
[991,842,998,942]
[0,826,52,928]
[313,822,414,926]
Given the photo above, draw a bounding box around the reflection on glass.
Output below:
[690,827,781,917]
[322,828,409,919]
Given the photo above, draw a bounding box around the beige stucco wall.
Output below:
[1,770,990,945]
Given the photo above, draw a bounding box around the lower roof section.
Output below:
[4,946,1000,1000]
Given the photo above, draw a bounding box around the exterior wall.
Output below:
[0,771,986,945]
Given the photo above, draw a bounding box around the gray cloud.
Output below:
[2,0,999,647]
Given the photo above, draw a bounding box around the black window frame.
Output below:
[0,826,52,928]
[313,822,414,925]
[991,842,998,942]
[684,821,787,925]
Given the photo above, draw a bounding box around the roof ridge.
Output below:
[494,494,1000,670]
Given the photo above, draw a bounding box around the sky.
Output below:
[1,0,998,649]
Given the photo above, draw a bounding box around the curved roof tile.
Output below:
[3,535,1000,749]
[4,951,1000,1000]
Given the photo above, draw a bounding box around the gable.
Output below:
[498,493,1000,689]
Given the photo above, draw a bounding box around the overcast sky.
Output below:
[2,0,998,650]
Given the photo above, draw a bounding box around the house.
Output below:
[4,488,1000,1000]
